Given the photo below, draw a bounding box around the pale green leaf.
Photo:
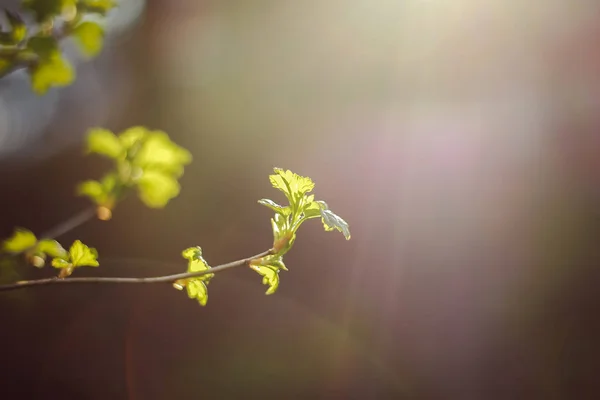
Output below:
[137,170,180,208]
[36,239,67,258]
[251,264,280,295]
[133,131,192,177]
[2,228,37,253]
[182,246,212,276]
[86,128,123,158]
[68,240,99,267]
[51,258,71,268]
[29,53,74,94]
[118,126,149,149]
[269,168,315,204]
[181,246,212,305]
[72,21,104,58]
[320,209,351,240]
[258,198,291,215]
[77,179,103,203]
[187,279,209,306]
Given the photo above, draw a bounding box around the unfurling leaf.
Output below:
[86,128,123,158]
[51,258,71,268]
[137,170,180,208]
[250,255,286,295]
[251,264,280,295]
[36,239,68,258]
[320,209,351,240]
[187,279,209,306]
[2,228,37,253]
[55,240,99,268]
[258,198,291,215]
[178,247,213,306]
[77,173,118,208]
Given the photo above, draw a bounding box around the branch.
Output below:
[0,249,273,292]
[39,206,97,240]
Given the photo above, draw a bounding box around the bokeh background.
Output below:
[2,0,600,398]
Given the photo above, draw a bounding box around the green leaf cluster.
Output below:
[254,168,351,294]
[173,247,214,306]
[2,228,67,267]
[1,0,116,94]
[77,126,192,211]
[51,240,99,278]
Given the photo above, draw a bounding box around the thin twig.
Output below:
[0,249,273,292]
[39,206,97,240]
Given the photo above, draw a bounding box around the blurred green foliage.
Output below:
[0,0,115,93]
[78,126,192,210]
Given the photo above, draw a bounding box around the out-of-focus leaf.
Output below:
[133,131,192,177]
[137,170,180,208]
[2,228,37,253]
[72,21,104,57]
[86,128,123,158]
[29,52,74,94]
[36,239,67,258]
[118,126,148,150]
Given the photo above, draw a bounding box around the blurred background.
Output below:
[1,0,600,398]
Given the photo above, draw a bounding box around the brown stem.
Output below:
[0,249,273,292]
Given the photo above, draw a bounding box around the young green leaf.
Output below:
[118,126,148,150]
[258,199,291,215]
[2,228,37,253]
[77,173,118,208]
[136,170,180,208]
[178,247,213,306]
[67,240,99,267]
[29,53,74,94]
[186,279,209,306]
[320,209,351,240]
[72,21,104,58]
[250,255,286,295]
[36,239,68,258]
[305,200,350,240]
[182,246,213,277]
[269,168,315,205]
[132,131,192,177]
[51,258,71,268]
[250,264,280,295]
[86,128,123,158]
